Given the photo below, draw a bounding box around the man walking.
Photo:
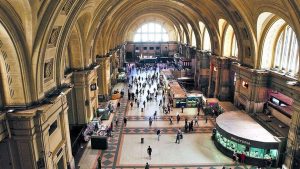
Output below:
[147,146,152,160]
[123,117,127,127]
[153,111,157,120]
[169,116,173,125]
[175,133,180,144]
[176,114,180,123]
[156,129,161,141]
[194,116,199,126]
[149,117,153,127]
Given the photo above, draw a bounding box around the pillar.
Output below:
[233,63,269,113]
[96,56,111,100]
[73,66,99,124]
[284,100,300,168]
[195,51,210,95]
[4,92,75,169]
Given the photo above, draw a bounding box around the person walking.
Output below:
[205,115,208,123]
[115,117,118,126]
[149,117,153,127]
[169,116,173,125]
[194,116,199,126]
[153,111,157,120]
[123,117,127,127]
[147,146,152,160]
[130,102,133,109]
[181,106,184,113]
[145,162,150,169]
[176,114,180,123]
[190,120,194,131]
[156,129,161,141]
[175,133,180,144]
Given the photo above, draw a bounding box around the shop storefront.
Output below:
[214,111,282,167]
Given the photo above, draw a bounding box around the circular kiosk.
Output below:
[214,111,282,167]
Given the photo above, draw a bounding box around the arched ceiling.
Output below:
[87,0,224,56]
[1,0,299,101]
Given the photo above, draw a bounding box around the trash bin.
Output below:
[141,138,144,144]
[141,108,144,112]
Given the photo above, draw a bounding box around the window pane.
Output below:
[281,28,291,69]
[155,24,161,33]
[134,34,141,42]
[155,34,161,41]
[274,33,283,67]
[134,23,169,42]
[162,34,168,42]
[142,24,148,32]
[142,34,148,41]
[203,28,211,51]
[149,33,155,41]
[149,23,155,33]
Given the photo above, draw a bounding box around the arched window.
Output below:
[223,25,238,57]
[274,26,299,74]
[134,23,169,42]
[260,17,299,76]
[203,28,211,51]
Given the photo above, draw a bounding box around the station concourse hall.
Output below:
[0,0,299,169]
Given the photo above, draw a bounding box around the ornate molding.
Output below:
[48,26,62,47]
[44,59,54,82]
[61,0,76,15]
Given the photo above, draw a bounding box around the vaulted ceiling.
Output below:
[0,0,299,102]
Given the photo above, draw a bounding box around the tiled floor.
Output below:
[77,66,254,169]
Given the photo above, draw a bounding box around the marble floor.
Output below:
[77,66,255,169]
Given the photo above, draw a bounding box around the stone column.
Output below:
[248,70,269,114]
[213,58,221,98]
[73,66,99,124]
[196,51,210,95]
[285,100,300,168]
[96,56,111,100]
[208,56,217,97]
[234,68,241,106]
[60,97,75,169]
[215,57,231,101]
[8,115,38,169]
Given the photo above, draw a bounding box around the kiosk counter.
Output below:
[214,111,282,167]
[168,81,187,107]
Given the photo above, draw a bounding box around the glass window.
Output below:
[203,28,211,51]
[262,22,299,76]
[250,147,265,158]
[134,23,169,42]
[222,25,238,57]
